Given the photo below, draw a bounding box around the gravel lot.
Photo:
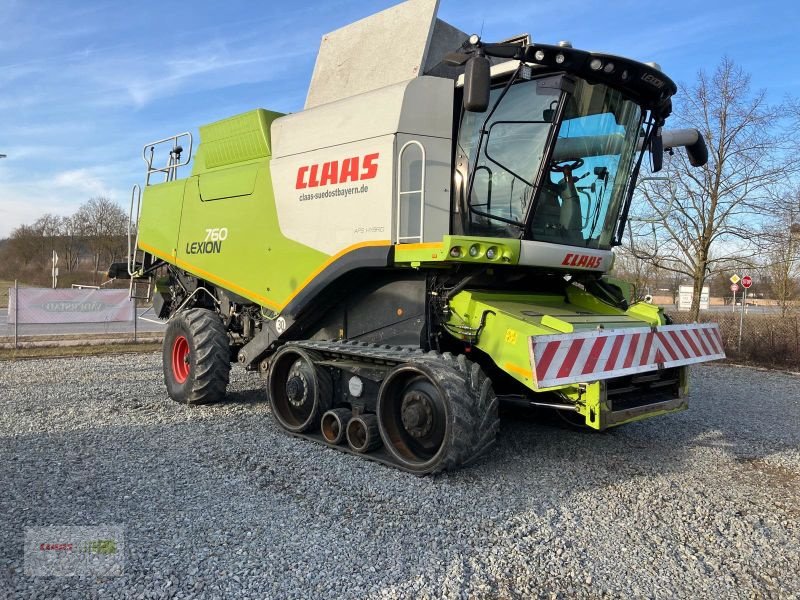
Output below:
[0,354,798,598]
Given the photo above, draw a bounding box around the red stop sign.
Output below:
[742,275,753,288]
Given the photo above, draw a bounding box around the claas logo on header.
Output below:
[296,153,379,189]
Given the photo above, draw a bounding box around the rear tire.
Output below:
[162,308,231,405]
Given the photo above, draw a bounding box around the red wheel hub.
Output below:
[171,335,190,383]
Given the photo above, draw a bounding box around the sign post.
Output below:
[14,279,18,349]
[738,275,752,351]
[730,274,740,313]
[52,251,59,289]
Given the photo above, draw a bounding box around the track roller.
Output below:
[321,408,352,445]
[346,414,381,453]
[269,341,499,474]
[267,346,332,433]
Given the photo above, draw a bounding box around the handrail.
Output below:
[142,131,193,185]
[396,140,426,244]
[128,184,141,277]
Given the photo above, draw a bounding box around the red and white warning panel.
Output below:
[529,324,725,389]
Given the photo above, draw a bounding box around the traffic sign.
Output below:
[730,283,739,292]
[742,275,752,289]
[730,274,740,284]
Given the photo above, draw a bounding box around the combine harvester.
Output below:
[117,0,723,474]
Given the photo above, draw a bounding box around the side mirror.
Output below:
[463,55,490,112]
[659,129,709,168]
[650,129,663,173]
[685,132,708,167]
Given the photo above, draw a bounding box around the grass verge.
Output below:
[0,342,161,361]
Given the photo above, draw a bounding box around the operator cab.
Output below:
[452,41,683,251]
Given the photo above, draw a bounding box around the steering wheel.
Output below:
[550,158,584,173]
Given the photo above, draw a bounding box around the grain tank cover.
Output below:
[304,0,467,109]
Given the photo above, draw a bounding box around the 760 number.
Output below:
[205,227,228,242]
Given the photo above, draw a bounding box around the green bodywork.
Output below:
[393,234,687,429]
[444,283,687,429]
[393,236,520,267]
[137,110,687,430]
[137,109,330,312]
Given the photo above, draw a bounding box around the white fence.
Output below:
[7,288,134,324]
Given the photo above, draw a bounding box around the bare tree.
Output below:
[612,237,660,301]
[6,224,43,267]
[74,197,127,283]
[627,57,796,319]
[58,215,84,273]
[760,189,800,316]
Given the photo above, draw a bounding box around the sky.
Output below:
[1,0,798,239]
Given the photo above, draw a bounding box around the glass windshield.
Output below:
[529,80,642,249]
[457,76,562,236]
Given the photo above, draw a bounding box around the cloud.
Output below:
[0,165,130,238]
[53,169,110,197]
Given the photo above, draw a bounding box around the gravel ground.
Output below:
[0,354,798,599]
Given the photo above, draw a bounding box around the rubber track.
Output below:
[278,340,500,475]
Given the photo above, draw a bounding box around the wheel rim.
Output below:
[268,349,323,433]
[377,366,448,470]
[171,335,190,384]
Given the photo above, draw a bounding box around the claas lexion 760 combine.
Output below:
[114,1,724,474]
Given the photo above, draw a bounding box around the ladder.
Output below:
[127,184,151,300]
[127,131,194,301]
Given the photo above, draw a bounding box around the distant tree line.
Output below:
[0,196,128,286]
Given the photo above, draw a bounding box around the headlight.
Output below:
[469,244,480,257]
[486,246,498,260]
[450,246,463,258]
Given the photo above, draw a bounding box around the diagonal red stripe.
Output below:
[640,331,655,365]
[605,335,626,370]
[582,336,609,375]
[533,340,561,381]
[693,327,713,355]
[622,333,641,369]
[702,327,719,355]
[682,328,702,357]
[710,328,724,354]
[667,330,691,359]
[657,331,679,361]
[557,338,585,379]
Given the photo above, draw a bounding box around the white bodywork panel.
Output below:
[273,77,454,158]
[519,239,613,272]
[269,135,396,255]
[270,77,455,256]
[305,0,441,109]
